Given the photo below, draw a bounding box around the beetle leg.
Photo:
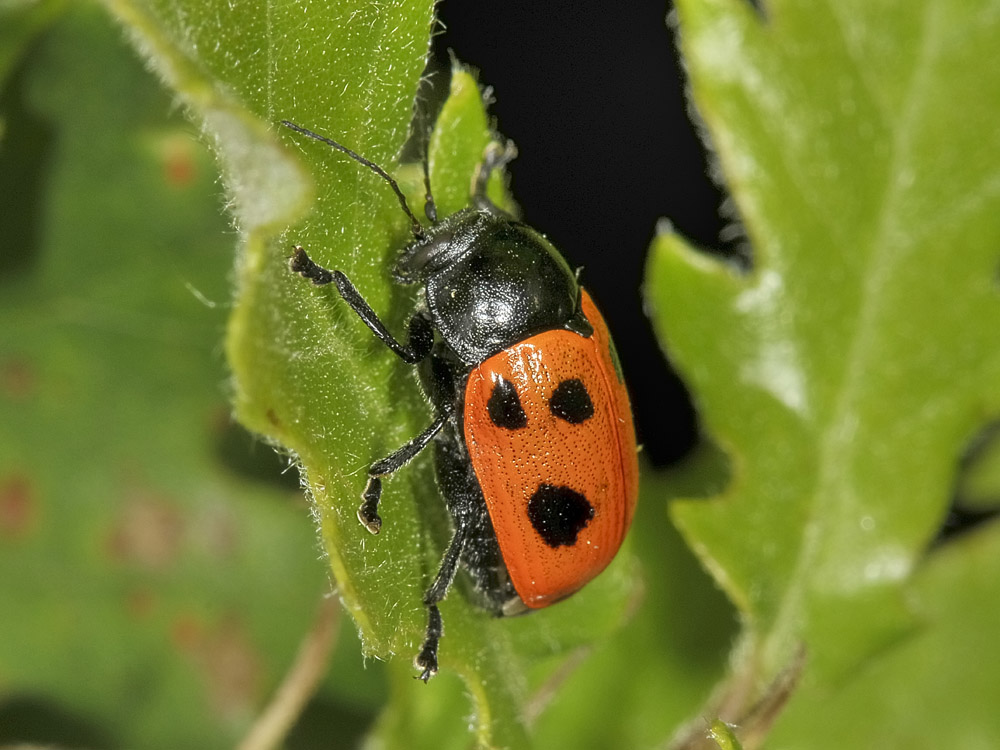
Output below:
[472,139,518,212]
[357,406,452,534]
[415,522,470,682]
[289,246,433,364]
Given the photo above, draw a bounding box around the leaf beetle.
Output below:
[281,118,638,681]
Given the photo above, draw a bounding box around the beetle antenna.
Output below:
[421,146,438,224]
[410,86,438,224]
[280,120,426,239]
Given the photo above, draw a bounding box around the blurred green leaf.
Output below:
[0,0,66,87]
[646,0,1000,738]
[956,425,1000,514]
[0,4,340,748]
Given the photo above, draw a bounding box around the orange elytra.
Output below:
[464,290,638,608]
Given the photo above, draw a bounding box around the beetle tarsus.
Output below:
[356,411,451,535]
[289,246,334,285]
[358,477,382,534]
[472,139,518,212]
[414,604,442,682]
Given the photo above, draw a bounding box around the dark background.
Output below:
[431,0,734,467]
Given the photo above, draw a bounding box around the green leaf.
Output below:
[0,5,339,747]
[770,521,1000,747]
[646,0,1000,728]
[428,69,515,218]
[709,720,743,750]
[252,63,642,748]
[98,0,643,745]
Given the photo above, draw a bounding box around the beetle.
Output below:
[281,119,639,681]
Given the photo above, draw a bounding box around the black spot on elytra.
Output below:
[549,378,594,423]
[487,376,527,429]
[527,484,594,547]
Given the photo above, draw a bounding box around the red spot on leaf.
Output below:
[108,494,184,569]
[1,358,35,400]
[173,614,262,720]
[163,138,197,187]
[208,407,230,435]
[171,613,204,653]
[126,588,157,620]
[0,474,36,539]
[200,506,239,560]
[200,618,262,720]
